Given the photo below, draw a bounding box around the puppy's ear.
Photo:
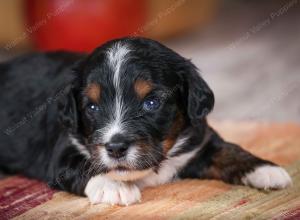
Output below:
[58,57,88,132]
[182,63,214,127]
[58,83,79,133]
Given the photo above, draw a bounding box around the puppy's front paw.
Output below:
[242,165,292,190]
[84,175,141,205]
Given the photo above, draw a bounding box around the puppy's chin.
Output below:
[106,168,152,181]
[99,147,155,181]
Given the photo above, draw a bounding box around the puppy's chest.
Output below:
[135,147,199,188]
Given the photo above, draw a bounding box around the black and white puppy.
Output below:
[0,37,292,205]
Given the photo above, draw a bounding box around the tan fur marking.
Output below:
[163,112,185,153]
[134,80,153,99]
[85,83,101,103]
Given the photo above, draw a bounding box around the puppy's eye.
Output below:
[87,103,100,112]
[143,98,160,111]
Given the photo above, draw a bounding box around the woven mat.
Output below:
[0,121,300,220]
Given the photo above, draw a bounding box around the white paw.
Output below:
[242,165,292,190]
[84,175,141,206]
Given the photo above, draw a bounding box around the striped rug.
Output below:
[0,121,299,220]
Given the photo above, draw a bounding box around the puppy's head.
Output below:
[63,37,214,180]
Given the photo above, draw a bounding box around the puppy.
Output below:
[0,37,292,205]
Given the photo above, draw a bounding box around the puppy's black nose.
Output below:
[105,135,130,159]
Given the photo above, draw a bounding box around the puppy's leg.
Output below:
[84,175,141,205]
[179,130,292,189]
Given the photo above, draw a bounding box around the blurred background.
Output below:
[0,0,299,123]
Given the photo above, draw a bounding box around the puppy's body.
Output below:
[0,37,291,205]
[0,52,88,193]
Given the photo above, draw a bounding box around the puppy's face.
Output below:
[67,38,214,180]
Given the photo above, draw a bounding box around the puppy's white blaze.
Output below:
[242,165,292,189]
[136,148,200,189]
[104,42,130,143]
[69,135,90,158]
[102,121,123,144]
[107,42,130,89]
[84,175,141,205]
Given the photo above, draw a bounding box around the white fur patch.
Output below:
[107,42,130,89]
[136,148,199,189]
[126,145,139,165]
[102,122,124,144]
[168,136,190,156]
[242,165,292,189]
[103,42,130,143]
[136,132,211,189]
[69,135,90,158]
[84,175,141,205]
[99,147,117,169]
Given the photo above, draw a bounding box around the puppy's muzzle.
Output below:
[105,134,131,159]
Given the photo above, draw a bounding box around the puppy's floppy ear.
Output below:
[58,57,87,132]
[182,63,214,127]
[58,80,79,133]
